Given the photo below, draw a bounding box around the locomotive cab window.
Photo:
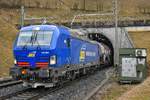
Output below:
[17,31,53,46]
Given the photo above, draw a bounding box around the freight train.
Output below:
[10,24,111,88]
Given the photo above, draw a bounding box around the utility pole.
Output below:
[96,0,99,11]
[83,0,86,10]
[113,0,119,66]
[20,6,25,28]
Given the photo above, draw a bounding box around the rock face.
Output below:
[0,0,149,14]
[0,0,64,9]
[0,0,21,8]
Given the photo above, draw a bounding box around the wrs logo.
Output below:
[28,51,36,57]
[80,45,86,62]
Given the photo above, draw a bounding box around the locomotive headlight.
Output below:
[21,69,27,75]
[14,59,17,65]
[50,55,56,65]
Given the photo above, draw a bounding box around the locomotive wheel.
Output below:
[66,72,72,80]
[70,71,76,81]
[52,76,59,84]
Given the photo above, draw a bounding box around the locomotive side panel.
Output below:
[70,37,100,66]
[54,34,71,68]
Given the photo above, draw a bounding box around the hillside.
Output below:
[118,74,150,100]
[0,9,18,77]
[129,31,150,63]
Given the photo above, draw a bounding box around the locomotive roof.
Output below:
[20,24,99,45]
[20,25,58,31]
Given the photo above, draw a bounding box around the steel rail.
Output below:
[0,80,23,89]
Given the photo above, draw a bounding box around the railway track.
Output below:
[0,78,36,100]
[0,79,25,98]
[0,77,13,84]
[0,73,89,100]
[0,80,22,89]
[0,78,12,84]
[0,67,114,100]
[0,80,74,100]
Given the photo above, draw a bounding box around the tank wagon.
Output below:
[10,25,111,88]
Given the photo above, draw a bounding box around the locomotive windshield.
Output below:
[17,31,53,46]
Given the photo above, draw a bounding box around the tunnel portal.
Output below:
[88,33,114,65]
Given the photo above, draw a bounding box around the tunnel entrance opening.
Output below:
[88,33,114,66]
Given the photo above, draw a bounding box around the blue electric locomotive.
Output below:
[10,25,102,88]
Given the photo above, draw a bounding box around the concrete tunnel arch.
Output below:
[87,33,114,65]
[78,27,133,65]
